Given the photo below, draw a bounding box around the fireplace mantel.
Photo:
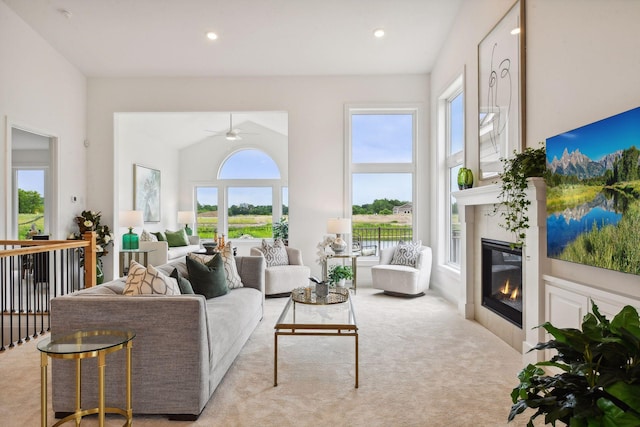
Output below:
[453,178,547,363]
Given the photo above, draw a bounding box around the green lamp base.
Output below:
[123,230,139,250]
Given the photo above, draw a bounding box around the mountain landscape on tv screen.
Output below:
[546,106,640,276]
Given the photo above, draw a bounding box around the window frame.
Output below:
[193,148,286,241]
[438,74,465,270]
[345,105,419,258]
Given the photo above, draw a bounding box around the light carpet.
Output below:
[0,287,532,426]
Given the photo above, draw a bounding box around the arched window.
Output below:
[219,149,280,179]
[196,148,286,241]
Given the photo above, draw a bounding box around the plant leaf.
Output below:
[605,382,640,414]
[598,397,640,427]
[610,306,640,337]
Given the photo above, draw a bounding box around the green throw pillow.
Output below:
[186,255,228,299]
[152,231,167,242]
[165,229,189,247]
[170,268,194,294]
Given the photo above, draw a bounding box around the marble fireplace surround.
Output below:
[453,178,546,364]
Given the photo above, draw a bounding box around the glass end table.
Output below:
[38,329,135,427]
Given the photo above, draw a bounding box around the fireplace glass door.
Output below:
[481,239,523,328]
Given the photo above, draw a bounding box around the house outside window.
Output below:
[347,107,417,256]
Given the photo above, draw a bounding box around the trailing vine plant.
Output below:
[494,143,547,247]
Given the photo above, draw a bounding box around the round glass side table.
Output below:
[37,329,136,427]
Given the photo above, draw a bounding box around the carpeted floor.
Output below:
[0,287,533,426]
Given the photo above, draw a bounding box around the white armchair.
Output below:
[250,245,311,296]
[371,245,432,296]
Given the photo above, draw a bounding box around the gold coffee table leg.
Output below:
[274,332,278,386]
[355,333,359,388]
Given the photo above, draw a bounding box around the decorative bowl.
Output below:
[202,242,218,254]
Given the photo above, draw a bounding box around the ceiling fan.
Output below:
[207,114,256,141]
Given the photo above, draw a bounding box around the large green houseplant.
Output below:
[273,217,288,245]
[509,301,640,426]
[495,144,547,247]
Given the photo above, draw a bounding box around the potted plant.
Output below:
[509,301,640,426]
[74,210,115,284]
[328,265,354,287]
[495,143,547,247]
[273,217,288,245]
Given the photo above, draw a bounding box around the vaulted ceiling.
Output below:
[3,0,462,77]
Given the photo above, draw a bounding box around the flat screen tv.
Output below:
[546,106,640,276]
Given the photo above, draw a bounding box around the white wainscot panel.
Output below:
[546,284,588,329]
[544,275,640,327]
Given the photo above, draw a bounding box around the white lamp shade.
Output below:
[119,210,144,228]
[327,218,351,234]
[178,211,196,224]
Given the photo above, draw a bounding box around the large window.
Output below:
[195,187,218,238]
[227,187,273,239]
[349,108,417,256]
[441,76,464,267]
[195,148,285,240]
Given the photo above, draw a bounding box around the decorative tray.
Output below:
[292,287,349,305]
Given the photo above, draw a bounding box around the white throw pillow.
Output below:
[390,240,422,268]
[188,252,214,265]
[259,238,289,267]
[221,242,243,289]
[123,260,180,295]
[140,229,158,242]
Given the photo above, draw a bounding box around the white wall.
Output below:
[430,0,640,305]
[0,1,86,239]
[115,113,182,231]
[527,0,640,298]
[87,75,429,280]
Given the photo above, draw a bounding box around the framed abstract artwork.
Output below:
[478,0,526,180]
[133,164,161,222]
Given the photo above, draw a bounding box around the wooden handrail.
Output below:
[0,241,89,257]
[0,231,98,287]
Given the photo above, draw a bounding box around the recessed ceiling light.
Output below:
[373,28,385,38]
[510,27,521,35]
[206,32,218,40]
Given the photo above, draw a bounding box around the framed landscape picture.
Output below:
[546,106,640,276]
[133,164,161,222]
[477,0,525,180]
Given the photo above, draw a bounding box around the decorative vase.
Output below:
[96,259,104,285]
[457,167,474,190]
[316,282,329,298]
[338,278,346,288]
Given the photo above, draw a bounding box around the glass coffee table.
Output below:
[274,287,358,388]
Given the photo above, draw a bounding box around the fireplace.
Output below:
[481,239,523,328]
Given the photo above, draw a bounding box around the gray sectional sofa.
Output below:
[49,255,265,420]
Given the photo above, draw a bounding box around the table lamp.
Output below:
[119,210,144,250]
[178,211,196,236]
[327,218,351,253]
